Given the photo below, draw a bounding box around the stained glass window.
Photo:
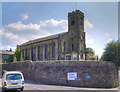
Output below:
[38,46,40,60]
[31,47,34,61]
[45,45,48,59]
[52,42,55,59]
[25,48,27,60]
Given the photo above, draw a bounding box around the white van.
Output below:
[2,71,24,91]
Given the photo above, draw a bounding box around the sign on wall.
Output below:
[66,56,71,60]
[67,72,77,80]
[86,75,91,79]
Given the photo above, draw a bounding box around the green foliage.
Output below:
[86,47,98,60]
[100,41,120,66]
[14,46,21,61]
[6,55,13,63]
[94,55,99,61]
[86,48,94,55]
[0,60,2,64]
[91,54,96,60]
[119,66,120,70]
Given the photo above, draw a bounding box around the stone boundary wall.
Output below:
[1,60,119,88]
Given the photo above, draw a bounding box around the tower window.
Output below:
[71,20,75,25]
[64,42,66,52]
[72,44,74,51]
[80,17,84,26]
[80,17,83,20]
[71,33,75,39]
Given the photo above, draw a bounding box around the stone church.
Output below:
[20,10,86,61]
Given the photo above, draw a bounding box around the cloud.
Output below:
[5,21,40,31]
[85,32,94,44]
[85,32,88,40]
[21,14,29,20]
[1,45,16,51]
[2,19,68,50]
[40,19,68,33]
[105,33,109,37]
[84,19,94,45]
[87,38,94,43]
[7,46,16,51]
[0,29,2,35]
[119,34,120,41]
[107,38,112,43]
[2,18,94,51]
[84,19,93,29]
[95,49,103,58]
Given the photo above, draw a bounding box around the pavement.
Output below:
[24,80,118,91]
[0,71,119,92]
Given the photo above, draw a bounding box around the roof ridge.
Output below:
[20,32,67,46]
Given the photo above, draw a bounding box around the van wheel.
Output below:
[21,88,23,91]
[2,87,5,92]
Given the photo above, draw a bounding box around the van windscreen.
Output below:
[6,74,22,80]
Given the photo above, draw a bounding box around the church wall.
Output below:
[20,10,87,61]
[20,38,59,61]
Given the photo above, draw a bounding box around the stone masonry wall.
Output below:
[1,60,119,88]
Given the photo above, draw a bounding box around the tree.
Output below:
[86,47,97,60]
[86,48,94,54]
[6,55,14,63]
[0,59,2,63]
[100,41,120,66]
[14,46,21,61]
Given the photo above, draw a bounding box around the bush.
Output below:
[100,41,120,66]
[6,55,14,63]
[15,46,21,61]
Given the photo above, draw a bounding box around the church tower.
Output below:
[67,10,86,60]
[68,10,84,33]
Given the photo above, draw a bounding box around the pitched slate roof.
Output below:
[20,32,67,46]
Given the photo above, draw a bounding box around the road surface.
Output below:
[0,71,119,92]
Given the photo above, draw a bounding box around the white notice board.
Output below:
[67,72,77,80]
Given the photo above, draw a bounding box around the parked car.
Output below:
[2,70,24,91]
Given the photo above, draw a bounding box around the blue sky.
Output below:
[1,2,118,58]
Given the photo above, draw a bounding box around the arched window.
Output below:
[72,44,74,51]
[22,49,24,58]
[45,44,48,59]
[31,47,33,61]
[25,48,27,60]
[80,17,84,26]
[52,42,55,59]
[81,53,83,59]
[64,42,66,52]
[38,46,40,60]
[71,20,75,25]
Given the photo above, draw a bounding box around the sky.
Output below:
[0,1,118,58]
